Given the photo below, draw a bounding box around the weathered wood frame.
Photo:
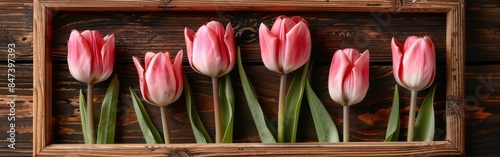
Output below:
[33,0,465,156]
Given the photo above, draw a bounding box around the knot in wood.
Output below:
[232,17,259,43]
[168,148,192,157]
[446,96,464,117]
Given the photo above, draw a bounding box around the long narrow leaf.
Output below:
[97,74,120,144]
[305,68,339,142]
[184,74,213,143]
[237,47,277,143]
[79,90,89,144]
[129,87,163,144]
[284,61,310,143]
[219,75,235,143]
[385,84,401,142]
[414,84,437,141]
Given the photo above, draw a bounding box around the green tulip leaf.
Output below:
[284,61,310,143]
[79,89,89,144]
[385,84,401,142]
[96,74,120,144]
[129,87,164,144]
[237,47,277,143]
[414,84,437,141]
[305,66,339,142]
[219,75,235,143]
[184,74,213,143]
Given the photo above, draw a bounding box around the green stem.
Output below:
[407,90,418,142]
[160,106,170,144]
[87,83,95,144]
[343,105,349,142]
[212,77,221,143]
[278,74,287,143]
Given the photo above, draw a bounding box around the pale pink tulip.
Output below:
[259,16,311,74]
[133,51,184,107]
[184,21,236,78]
[391,36,435,91]
[67,30,115,84]
[328,49,370,106]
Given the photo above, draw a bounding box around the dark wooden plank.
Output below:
[0,0,33,62]
[464,65,500,156]
[49,11,447,65]
[466,0,500,64]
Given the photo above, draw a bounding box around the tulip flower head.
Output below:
[67,30,115,84]
[133,51,184,107]
[184,21,236,78]
[391,36,435,91]
[259,15,311,74]
[328,49,370,106]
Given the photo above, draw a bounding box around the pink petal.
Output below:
[67,30,93,83]
[277,17,297,68]
[270,16,285,35]
[283,21,311,74]
[81,30,106,83]
[133,56,153,104]
[192,26,221,77]
[144,52,155,71]
[391,37,407,89]
[342,48,361,65]
[403,36,419,52]
[223,22,236,76]
[401,37,435,91]
[328,49,350,105]
[421,36,436,89]
[290,16,308,26]
[145,53,176,106]
[346,50,370,105]
[184,27,196,71]
[96,34,114,83]
[259,23,281,73]
[172,50,184,102]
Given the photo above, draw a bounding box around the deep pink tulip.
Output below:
[67,30,115,84]
[184,21,236,78]
[259,16,311,74]
[391,36,435,91]
[133,51,184,107]
[328,49,370,106]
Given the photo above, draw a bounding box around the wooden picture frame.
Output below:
[33,0,465,156]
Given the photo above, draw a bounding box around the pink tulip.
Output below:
[184,21,236,78]
[67,29,115,84]
[133,51,184,107]
[259,16,311,74]
[328,49,370,106]
[391,36,435,91]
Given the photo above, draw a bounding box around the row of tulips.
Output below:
[67,15,436,144]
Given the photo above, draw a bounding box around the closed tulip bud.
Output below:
[259,15,311,74]
[132,51,184,107]
[391,36,435,91]
[328,49,370,106]
[67,29,115,84]
[184,21,236,78]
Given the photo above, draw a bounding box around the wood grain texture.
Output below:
[37,142,460,156]
[0,0,34,156]
[445,0,465,154]
[33,0,52,155]
[49,11,448,65]
[4,0,500,156]
[37,0,465,13]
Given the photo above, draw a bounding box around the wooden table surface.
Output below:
[1,0,499,156]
